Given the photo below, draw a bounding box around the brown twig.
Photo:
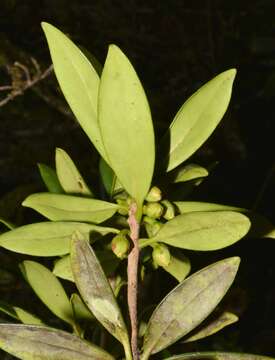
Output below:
[0,62,53,107]
[127,202,140,360]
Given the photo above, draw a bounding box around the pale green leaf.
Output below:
[41,22,107,159]
[173,164,209,183]
[98,45,155,206]
[53,255,74,282]
[71,232,130,348]
[14,307,44,326]
[174,201,244,214]
[0,324,114,360]
[184,311,238,342]
[55,148,93,196]
[70,293,94,321]
[141,257,240,358]
[163,69,236,171]
[99,157,122,196]
[21,261,74,325]
[162,251,191,282]
[165,352,275,359]
[38,163,64,194]
[140,211,250,251]
[0,221,118,256]
[23,193,118,224]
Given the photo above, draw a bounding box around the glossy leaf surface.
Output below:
[55,148,93,196]
[146,211,250,251]
[174,201,244,214]
[163,69,236,171]
[0,221,117,256]
[142,257,240,357]
[71,232,130,346]
[42,23,107,159]
[38,163,64,194]
[0,324,114,360]
[22,261,74,325]
[184,311,238,342]
[165,352,275,359]
[23,193,118,224]
[99,45,155,205]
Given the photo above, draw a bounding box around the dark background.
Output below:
[1,0,275,358]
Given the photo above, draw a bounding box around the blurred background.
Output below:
[1,0,275,357]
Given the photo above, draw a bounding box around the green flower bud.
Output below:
[161,200,175,220]
[145,186,162,202]
[152,243,171,267]
[144,218,163,237]
[116,198,129,216]
[143,202,163,219]
[111,232,130,259]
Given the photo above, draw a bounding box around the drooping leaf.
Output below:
[140,211,250,251]
[141,257,240,358]
[162,251,191,282]
[38,163,64,194]
[14,307,44,326]
[23,193,118,224]
[183,311,238,342]
[0,324,115,360]
[163,69,236,171]
[165,352,275,359]
[41,22,107,159]
[70,293,94,321]
[21,261,74,325]
[98,45,155,207]
[71,232,130,348]
[99,157,122,196]
[174,201,244,214]
[0,221,118,256]
[55,148,93,196]
[173,164,209,183]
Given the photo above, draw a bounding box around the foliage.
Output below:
[0,22,273,359]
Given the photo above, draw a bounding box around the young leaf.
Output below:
[55,148,93,196]
[21,261,74,325]
[174,201,244,214]
[14,307,44,326]
[38,163,64,194]
[162,251,191,282]
[140,211,250,251]
[165,353,275,359]
[71,232,130,349]
[163,69,236,171]
[183,311,238,342]
[173,164,209,183]
[0,324,115,360]
[99,157,122,196]
[141,257,240,358]
[0,221,118,256]
[41,22,107,160]
[23,193,118,224]
[98,45,155,206]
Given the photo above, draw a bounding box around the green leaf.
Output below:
[53,255,74,282]
[0,221,118,256]
[140,211,250,251]
[0,301,18,320]
[98,45,155,206]
[71,232,130,349]
[55,148,93,196]
[163,69,236,171]
[183,311,238,342]
[21,261,74,325]
[165,352,275,359]
[70,293,94,321]
[23,193,118,224]
[162,251,191,282]
[174,201,244,214]
[141,257,240,358]
[0,217,15,230]
[38,163,64,194]
[41,22,107,159]
[14,307,44,326]
[99,157,122,196]
[0,324,115,360]
[173,164,209,183]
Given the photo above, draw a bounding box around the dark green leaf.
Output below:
[38,163,64,194]
[165,352,275,359]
